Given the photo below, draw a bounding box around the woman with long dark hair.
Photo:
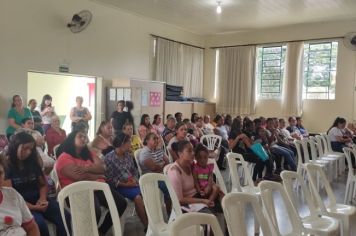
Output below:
[91,120,114,156]
[152,114,165,135]
[138,114,156,141]
[5,132,66,236]
[327,117,353,152]
[56,130,127,235]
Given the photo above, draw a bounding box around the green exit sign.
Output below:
[59,65,69,73]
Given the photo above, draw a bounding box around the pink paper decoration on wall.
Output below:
[150,91,161,107]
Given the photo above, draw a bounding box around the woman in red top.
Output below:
[45,115,66,156]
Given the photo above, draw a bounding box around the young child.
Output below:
[0,156,40,236]
[192,144,222,207]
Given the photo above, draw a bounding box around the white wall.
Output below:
[204,20,356,132]
[0,0,205,132]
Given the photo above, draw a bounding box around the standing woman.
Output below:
[138,114,157,141]
[28,99,43,135]
[38,94,55,133]
[104,133,148,230]
[70,96,92,133]
[4,132,67,236]
[6,95,33,140]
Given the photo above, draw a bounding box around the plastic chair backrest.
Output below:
[139,173,182,235]
[227,152,255,191]
[57,181,122,236]
[53,144,60,159]
[305,163,337,211]
[200,134,222,151]
[170,212,224,236]
[259,181,304,235]
[50,164,61,191]
[281,171,319,218]
[134,148,143,176]
[315,135,325,156]
[322,134,334,154]
[222,192,273,236]
[300,138,311,163]
[294,140,305,168]
[343,147,356,179]
[208,158,227,194]
[306,138,318,162]
[227,153,243,192]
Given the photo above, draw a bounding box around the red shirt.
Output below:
[45,127,66,156]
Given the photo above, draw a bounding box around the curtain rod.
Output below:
[150,34,205,49]
[210,36,343,49]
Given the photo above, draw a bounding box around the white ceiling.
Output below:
[94,0,356,35]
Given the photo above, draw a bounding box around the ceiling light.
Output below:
[216,1,222,14]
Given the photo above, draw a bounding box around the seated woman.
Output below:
[122,122,142,156]
[167,122,190,162]
[138,114,157,141]
[4,132,66,236]
[152,114,165,135]
[228,118,277,183]
[327,117,353,152]
[0,156,40,236]
[103,133,148,230]
[90,120,114,156]
[167,140,222,213]
[56,130,127,235]
[296,117,309,137]
[213,115,229,170]
[161,116,176,146]
[45,116,66,157]
[139,132,169,175]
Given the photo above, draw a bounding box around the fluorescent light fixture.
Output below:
[216,1,222,14]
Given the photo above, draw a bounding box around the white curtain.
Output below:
[216,46,256,115]
[281,42,304,116]
[155,37,203,97]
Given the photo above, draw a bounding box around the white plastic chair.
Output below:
[134,148,143,176]
[222,192,274,236]
[169,212,224,236]
[208,158,227,194]
[227,152,258,194]
[294,140,307,181]
[343,147,356,204]
[306,163,356,236]
[321,133,345,174]
[200,134,222,162]
[53,144,60,159]
[259,180,305,236]
[309,137,338,181]
[281,171,340,236]
[57,181,122,236]
[139,173,183,236]
[314,135,339,180]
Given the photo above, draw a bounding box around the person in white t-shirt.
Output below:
[203,115,215,135]
[0,157,40,236]
[327,117,353,153]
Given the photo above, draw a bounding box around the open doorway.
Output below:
[27,71,98,140]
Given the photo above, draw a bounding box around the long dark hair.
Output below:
[153,114,161,125]
[112,132,130,148]
[191,113,198,123]
[140,114,150,128]
[327,117,347,134]
[59,130,92,161]
[7,132,40,172]
[224,114,232,126]
[40,94,52,111]
[231,118,242,135]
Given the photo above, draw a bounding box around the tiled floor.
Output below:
[121,165,352,236]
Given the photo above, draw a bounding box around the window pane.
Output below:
[256,45,286,99]
[303,41,338,100]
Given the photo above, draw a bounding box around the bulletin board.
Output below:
[130,79,165,128]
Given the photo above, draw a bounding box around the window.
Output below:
[303,41,338,100]
[256,46,286,99]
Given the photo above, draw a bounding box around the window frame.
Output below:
[302,40,339,100]
[256,44,287,100]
